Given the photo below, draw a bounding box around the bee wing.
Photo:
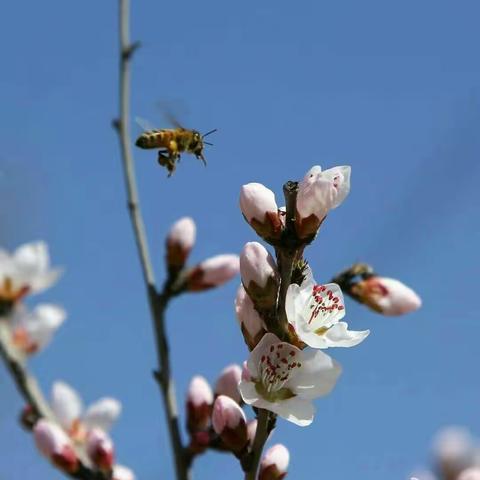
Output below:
[155,100,187,130]
[135,116,156,132]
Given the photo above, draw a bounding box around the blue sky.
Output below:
[1,0,480,478]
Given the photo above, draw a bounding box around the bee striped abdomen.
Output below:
[135,130,167,149]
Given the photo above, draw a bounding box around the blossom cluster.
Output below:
[0,242,134,479]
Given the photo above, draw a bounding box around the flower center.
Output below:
[254,343,302,402]
[308,284,344,324]
[0,277,30,304]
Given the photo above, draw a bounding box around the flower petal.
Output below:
[238,381,260,405]
[324,322,369,348]
[267,397,315,427]
[288,349,342,400]
[246,333,281,379]
[51,381,83,430]
[83,398,122,432]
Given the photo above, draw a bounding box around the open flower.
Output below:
[238,333,341,426]
[8,304,66,355]
[295,165,351,239]
[351,276,421,316]
[286,276,369,349]
[51,381,121,443]
[0,242,62,310]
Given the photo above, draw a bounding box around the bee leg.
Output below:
[197,153,207,166]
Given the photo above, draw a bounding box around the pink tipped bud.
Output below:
[166,217,196,270]
[235,285,266,349]
[295,165,351,239]
[212,395,248,453]
[86,428,115,471]
[459,468,480,480]
[33,419,78,473]
[186,376,214,432]
[187,254,239,292]
[215,364,242,403]
[113,465,136,480]
[351,276,421,316]
[259,444,290,480]
[240,183,282,242]
[240,242,279,310]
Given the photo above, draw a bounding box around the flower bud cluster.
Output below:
[185,365,253,457]
[164,217,239,292]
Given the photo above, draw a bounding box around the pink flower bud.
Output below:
[166,217,196,270]
[235,285,265,349]
[187,255,239,292]
[186,376,213,432]
[215,364,242,403]
[240,243,279,310]
[86,428,115,471]
[212,395,248,453]
[351,276,421,316]
[295,165,351,239]
[113,465,136,480]
[459,468,480,480]
[259,444,290,480]
[33,419,78,473]
[240,183,282,242]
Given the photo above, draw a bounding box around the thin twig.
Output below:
[115,1,190,479]
[0,323,104,480]
[244,409,270,480]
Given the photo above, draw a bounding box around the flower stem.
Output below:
[245,408,270,480]
[114,1,190,479]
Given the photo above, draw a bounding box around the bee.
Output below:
[135,116,217,176]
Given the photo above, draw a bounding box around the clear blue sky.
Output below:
[1,0,480,479]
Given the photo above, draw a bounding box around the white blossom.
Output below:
[239,333,341,426]
[286,274,369,349]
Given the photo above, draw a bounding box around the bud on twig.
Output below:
[186,255,239,292]
[240,183,282,242]
[166,217,196,271]
[212,395,248,453]
[351,276,421,316]
[33,419,79,473]
[86,428,115,471]
[186,376,213,433]
[259,444,290,480]
[240,242,279,310]
[215,364,242,404]
[295,165,350,239]
[235,285,265,349]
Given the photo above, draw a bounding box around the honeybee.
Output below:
[135,116,216,176]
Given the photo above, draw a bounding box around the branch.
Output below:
[0,323,104,480]
[114,1,190,479]
[244,409,270,480]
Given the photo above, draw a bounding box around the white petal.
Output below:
[238,381,260,405]
[268,397,315,427]
[27,304,66,350]
[288,349,342,400]
[14,241,49,274]
[28,268,63,293]
[83,398,122,432]
[113,465,136,480]
[51,381,83,430]
[322,166,351,209]
[246,333,281,378]
[324,322,369,348]
[285,284,301,329]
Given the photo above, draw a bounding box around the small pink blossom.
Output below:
[295,165,351,238]
[212,395,248,452]
[166,217,196,269]
[86,428,115,471]
[33,419,78,473]
[352,276,421,316]
[186,376,213,432]
[235,285,265,349]
[215,364,242,403]
[240,183,282,241]
[259,444,290,480]
[187,254,239,291]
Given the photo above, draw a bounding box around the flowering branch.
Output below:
[0,323,106,480]
[113,1,189,479]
